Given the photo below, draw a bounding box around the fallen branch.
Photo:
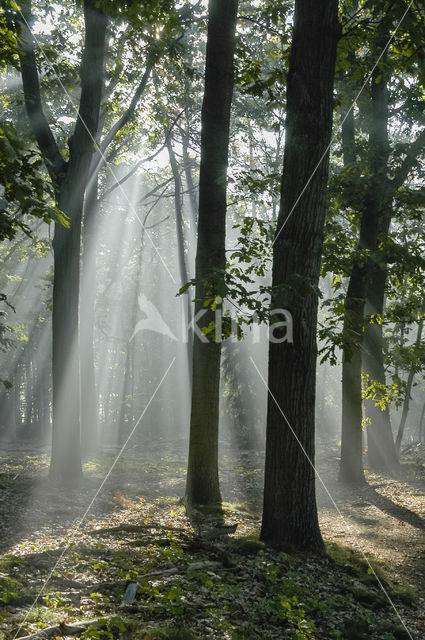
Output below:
[87,523,190,536]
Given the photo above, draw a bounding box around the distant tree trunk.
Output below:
[182,128,198,233]
[17,0,107,484]
[396,307,424,454]
[339,18,397,480]
[360,22,398,475]
[340,265,366,483]
[338,52,366,484]
[80,179,100,455]
[165,132,193,381]
[418,399,425,442]
[260,0,340,551]
[185,0,239,507]
[363,269,399,473]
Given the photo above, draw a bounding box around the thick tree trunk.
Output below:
[49,176,85,481]
[185,0,238,507]
[260,0,340,551]
[49,2,107,483]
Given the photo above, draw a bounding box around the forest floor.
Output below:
[0,439,424,639]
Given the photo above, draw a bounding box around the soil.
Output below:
[0,439,424,638]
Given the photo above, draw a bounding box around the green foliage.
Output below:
[81,617,127,640]
[0,122,61,241]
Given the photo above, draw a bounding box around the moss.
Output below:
[325,541,389,585]
[345,584,387,609]
[230,535,265,556]
[392,583,418,604]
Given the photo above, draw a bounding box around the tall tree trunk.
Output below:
[17,0,107,483]
[361,22,398,475]
[185,0,239,507]
[395,307,424,454]
[260,0,340,551]
[338,48,366,484]
[339,17,398,480]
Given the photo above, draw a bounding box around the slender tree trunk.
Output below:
[338,52,366,483]
[165,133,193,382]
[260,0,340,551]
[418,399,425,442]
[361,22,398,475]
[340,271,366,483]
[185,0,239,507]
[80,179,100,454]
[363,267,399,473]
[395,309,424,454]
[339,17,400,480]
[182,130,198,233]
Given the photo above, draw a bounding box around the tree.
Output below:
[15,0,108,483]
[338,5,425,479]
[185,0,239,507]
[260,0,340,551]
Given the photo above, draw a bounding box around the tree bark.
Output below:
[260,0,340,551]
[185,0,238,507]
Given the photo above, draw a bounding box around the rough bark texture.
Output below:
[185,0,238,507]
[260,0,340,551]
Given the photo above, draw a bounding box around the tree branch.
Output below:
[16,2,66,183]
[69,0,108,160]
[391,129,425,192]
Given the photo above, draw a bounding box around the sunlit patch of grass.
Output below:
[16,605,64,626]
[222,501,258,517]
[326,541,389,585]
[0,454,49,475]
[325,540,418,605]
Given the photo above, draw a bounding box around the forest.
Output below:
[0,0,424,638]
